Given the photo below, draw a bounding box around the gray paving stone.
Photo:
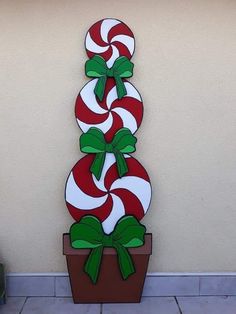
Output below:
[103,297,180,314]
[0,297,26,314]
[21,297,100,314]
[55,277,72,297]
[177,296,236,314]
[200,276,236,295]
[143,276,199,296]
[6,276,55,296]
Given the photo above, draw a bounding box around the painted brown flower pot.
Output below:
[63,233,152,303]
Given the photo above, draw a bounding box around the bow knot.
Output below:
[106,68,114,77]
[105,143,114,153]
[80,127,137,180]
[102,235,113,247]
[70,215,146,284]
[85,55,134,101]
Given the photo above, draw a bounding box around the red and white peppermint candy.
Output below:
[65,154,152,234]
[85,18,135,68]
[75,78,143,142]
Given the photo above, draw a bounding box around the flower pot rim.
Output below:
[63,233,152,256]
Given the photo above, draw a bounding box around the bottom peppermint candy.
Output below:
[65,154,152,234]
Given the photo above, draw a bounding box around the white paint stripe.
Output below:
[106,45,119,68]
[92,154,116,192]
[101,19,120,43]
[102,194,125,234]
[85,32,108,53]
[66,173,108,209]
[124,82,142,101]
[111,35,135,55]
[111,176,151,213]
[77,112,113,134]
[112,107,138,133]
[106,84,118,109]
[80,79,107,114]
[106,81,141,109]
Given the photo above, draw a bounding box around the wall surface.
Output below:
[0,0,236,273]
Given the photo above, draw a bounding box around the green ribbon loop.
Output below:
[80,127,137,180]
[70,215,146,284]
[85,55,134,101]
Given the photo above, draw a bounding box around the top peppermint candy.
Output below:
[85,18,135,68]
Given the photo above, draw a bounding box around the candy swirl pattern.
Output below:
[75,78,143,142]
[65,154,151,234]
[85,18,135,68]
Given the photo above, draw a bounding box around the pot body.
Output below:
[63,233,152,303]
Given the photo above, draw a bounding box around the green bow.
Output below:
[80,127,137,180]
[85,55,134,101]
[70,215,146,284]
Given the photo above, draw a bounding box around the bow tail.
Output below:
[114,75,127,99]
[94,76,107,101]
[114,243,135,280]
[115,151,128,177]
[90,152,106,180]
[84,245,103,284]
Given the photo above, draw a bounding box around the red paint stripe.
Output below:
[88,21,107,47]
[66,194,113,222]
[103,78,115,97]
[104,160,118,191]
[111,189,144,220]
[87,51,95,59]
[111,97,143,129]
[111,41,132,59]
[75,94,109,124]
[104,157,151,191]
[126,157,150,182]
[98,47,113,62]
[95,78,115,111]
[108,23,134,42]
[71,155,106,197]
[105,111,124,142]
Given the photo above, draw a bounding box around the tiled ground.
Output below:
[1,296,236,314]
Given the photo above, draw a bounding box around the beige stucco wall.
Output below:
[0,0,236,273]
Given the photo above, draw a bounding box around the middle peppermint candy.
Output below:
[75,78,143,142]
